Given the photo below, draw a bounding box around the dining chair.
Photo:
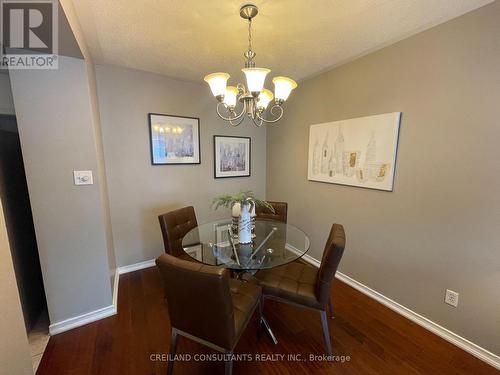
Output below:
[158,206,198,261]
[254,223,345,355]
[255,201,288,223]
[156,253,262,375]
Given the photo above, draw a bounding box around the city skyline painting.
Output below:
[307,112,401,191]
[214,136,251,178]
[148,113,200,165]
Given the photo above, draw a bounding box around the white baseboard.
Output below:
[49,304,116,335]
[112,258,156,306]
[117,259,156,274]
[296,252,500,370]
[48,259,157,336]
[301,253,321,268]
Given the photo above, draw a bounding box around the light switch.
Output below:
[73,170,93,185]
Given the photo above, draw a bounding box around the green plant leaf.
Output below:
[212,190,275,214]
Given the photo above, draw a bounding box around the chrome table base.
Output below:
[260,316,278,345]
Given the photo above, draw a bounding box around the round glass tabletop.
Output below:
[181,219,310,271]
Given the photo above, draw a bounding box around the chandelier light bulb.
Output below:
[257,89,273,110]
[242,67,271,94]
[272,76,298,102]
[204,72,230,99]
[223,86,239,108]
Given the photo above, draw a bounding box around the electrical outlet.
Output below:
[445,289,459,307]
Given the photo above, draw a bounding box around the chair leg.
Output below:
[224,350,233,375]
[320,310,333,356]
[167,329,178,375]
[328,297,334,319]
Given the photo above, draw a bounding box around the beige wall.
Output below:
[86,60,116,281]
[10,56,113,324]
[0,200,33,375]
[267,2,500,356]
[61,0,117,292]
[95,65,266,267]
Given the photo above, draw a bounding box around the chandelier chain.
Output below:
[248,18,252,52]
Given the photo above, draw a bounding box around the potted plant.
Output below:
[213,191,275,244]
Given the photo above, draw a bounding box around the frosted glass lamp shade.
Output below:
[204,72,230,98]
[223,86,239,108]
[273,76,298,102]
[242,68,270,93]
[257,89,273,110]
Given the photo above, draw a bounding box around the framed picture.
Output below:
[307,112,401,191]
[215,223,232,248]
[213,136,251,178]
[148,113,200,165]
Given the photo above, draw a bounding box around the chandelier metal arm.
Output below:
[216,101,247,123]
[229,112,247,127]
[255,104,284,123]
[251,115,263,127]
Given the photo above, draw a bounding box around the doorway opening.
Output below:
[0,113,49,370]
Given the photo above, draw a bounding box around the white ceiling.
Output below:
[70,0,492,83]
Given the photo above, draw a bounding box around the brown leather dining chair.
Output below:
[254,223,345,355]
[255,201,288,223]
[156,253,262,375]
[158,206,198,261]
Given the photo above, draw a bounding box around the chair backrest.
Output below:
[255,201,288,223]
[315,224,346,306]
[158,206,198,257]
[155,253,235,350]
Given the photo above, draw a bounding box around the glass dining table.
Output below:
[181,218,310,271]
[181,218,310,344]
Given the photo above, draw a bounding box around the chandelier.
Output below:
[203,4,298,127]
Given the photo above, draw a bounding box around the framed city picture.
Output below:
[213,136,251,178]
[148,113,200,165]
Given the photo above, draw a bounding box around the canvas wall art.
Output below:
[148,113,200,165]
[307,112,401,191]
[214,136,251,178]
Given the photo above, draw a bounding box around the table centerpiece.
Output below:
[213,191,275,244]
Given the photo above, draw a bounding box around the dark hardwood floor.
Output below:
[37,267,498,374]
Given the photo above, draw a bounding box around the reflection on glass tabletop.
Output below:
[181,219,310,271]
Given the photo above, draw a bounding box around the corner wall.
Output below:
[60,0,116,283]
[95,64,267,267]
[9,56,113,325]
[266,2,500,356]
